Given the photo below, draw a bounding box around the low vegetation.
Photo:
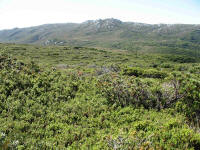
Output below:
[0,43,200,149]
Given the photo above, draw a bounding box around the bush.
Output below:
[122,67,143,77]
[97,74,151,108]
[190,66,200,74]
[176,77,200,120]
[97,74,183,110]
[161,63,173,68]
[168,55,196,63]
[177,65,188,71]
[123,67,168,79]
[143,69,168,79]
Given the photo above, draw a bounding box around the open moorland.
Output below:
[0,40,200,149]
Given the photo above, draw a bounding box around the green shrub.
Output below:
[161,63,173,68]
[122,67,143,77]
[177,65,188,71]
[190,66,200,74]
[123,67,168,79]
[176,77,200,120]
[143,69,168,79]
[168,55,196,63]
[97,74,182,110]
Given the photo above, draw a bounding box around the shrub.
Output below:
[122,67,143,77]
[168,55,196,63]
[97,75,151,108]
[176,77,200,120]
[143,69,168,79]
[123,67,168,79]
[177,65,188,71]
[190,66,200,74]
[97,74,182,109]
[161,63,173,68]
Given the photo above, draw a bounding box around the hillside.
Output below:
[0,43,200,149]
[0,18,200,56]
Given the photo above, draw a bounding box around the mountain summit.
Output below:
[83,18,122,30]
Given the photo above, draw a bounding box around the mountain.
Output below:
[0,18,200,56]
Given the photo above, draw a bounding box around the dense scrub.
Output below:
[0,44,200,149]
[122,67,168,79]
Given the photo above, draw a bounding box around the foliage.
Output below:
[175,75,200,120]
[123,67,168,79]
[122,67,143,77]
[0,43,200,149]
[167,55,197,63]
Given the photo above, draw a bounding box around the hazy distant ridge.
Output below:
[0,18,200,48]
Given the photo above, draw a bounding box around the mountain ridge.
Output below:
[0,18,200,53]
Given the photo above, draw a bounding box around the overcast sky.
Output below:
[0,0,199,30]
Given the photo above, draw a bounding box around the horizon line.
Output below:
[1,18,200,31]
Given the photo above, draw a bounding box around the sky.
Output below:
[0,0,200,30]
